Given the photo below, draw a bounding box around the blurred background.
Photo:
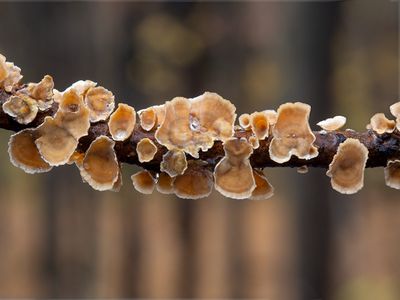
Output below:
[0,1,399,299]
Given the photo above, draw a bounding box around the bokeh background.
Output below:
[0,1,399,299]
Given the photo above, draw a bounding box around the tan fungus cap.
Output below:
[131,170,156,194]
[326,138,368,194]
[2,94,38,124]
[317,115,346,131]
[269,102,318,163]
[108,103,136,141]
[384,160,400,190]
[136,138,157,163]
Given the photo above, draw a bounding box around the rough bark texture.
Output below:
[1,89,399,172]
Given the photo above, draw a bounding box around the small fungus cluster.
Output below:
[1,53,400,199]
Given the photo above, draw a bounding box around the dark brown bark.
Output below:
[1,88,399,172]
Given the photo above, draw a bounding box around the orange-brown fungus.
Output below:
[367,113,396,134]
[0,54,22,92]
[136,138,157,163]
[297,165,309,174]
[8,129,52,174]
[389,102,400,130]
[214,138,255,199]
[155,92,236,158]
[384,160,400,190]
[35,117,78,166]
[131,170,156,194]
[79,136,119,191]
[250,170,274,200]
[54,89,90,139]
[27,75,54,110]
[85,86,115,122]
[2,94,38,124]
[264,110,277,126]
[269,102,318,163]
[160,149,188,177]
[239,113,251,130]
[317,116,346,131]
[250,111,269,140]
[138,107,157,131]
[326,138,369,194]
[173,160,213,199]
[156,172,175,194]
[108,103,136,141]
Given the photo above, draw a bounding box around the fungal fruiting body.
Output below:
[389,102,400,130]
[269,102,318,163]
[1,52,400,200]
[317,115,346,131]
[367,113,396,134]
[155,92,236,158]
[385,160,400,189]
[108,103,136,141]
[214,138,256,199]
[326,138,369,194]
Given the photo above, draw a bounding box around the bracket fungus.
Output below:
[138,107,157,131]
[239,113,251,130]
[155,92,236,158]
[8,129,52,174]
[108,103,136,141]
[367,113,396,134]
[317,115,346,131]
[54,89,90,140]
[35,117,78,166]
[214,138,256,199]
[384,160,400,190]
[156,172,175,194]
[173,160,214,199]
[131,170,156,194]
[85,86,115,122]
[269,102,318,164]
[250,111,270,140]
[326,138,369,194]
[2,94,38,124]
[389,102,400,130]
[250,170,274,200]
[26,75,54,110]
[160,149,188,177]
[0,54,22,92]
[136,138,158,163]
[78,136,119,191]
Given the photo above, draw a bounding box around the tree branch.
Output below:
[1,88,399,172]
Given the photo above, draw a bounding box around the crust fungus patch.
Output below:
[250,170,274,200]
[54,89,90,139]
[79,136,119,191]
[250,111,269,140]
[26,75,54,110]
[138,107,157,131]
[269,102,318,164]
[131,170,156,194]
[108,103,136,141]
[389,102,400,130]
[384,160,400,190]
[326,138,369,194]
[173,160,213,199]
[35,117,78,166]
[156,172,175,194]
[0,54,23,92]
[85,86,115,122]
[2,94,38,124]
[136,138,157,163]
[367,113,396,134]
[317,115,346,131]
[214,138,255,199]
[160,149,188,177]
[8,129,52,174]
[155,92,236,158]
